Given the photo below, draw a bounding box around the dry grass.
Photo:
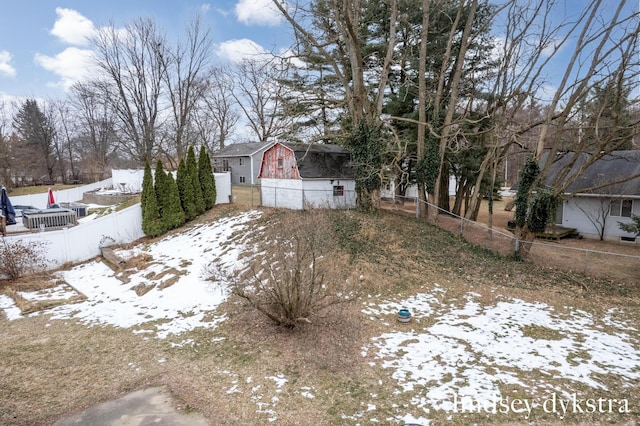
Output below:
[1,205,639,425]
[231,184,261,208]
[8,183,82,197]
[382,197,640,285]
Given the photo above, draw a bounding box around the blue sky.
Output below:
[0,0,289,100]
[0,1,637,103]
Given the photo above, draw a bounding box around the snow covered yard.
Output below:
[1,207,639,425]
[1,209,264,338]
[357,289,640,424]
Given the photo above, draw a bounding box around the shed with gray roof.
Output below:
[257,142,356,210]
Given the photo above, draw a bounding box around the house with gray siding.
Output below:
[544,150,640,242]
[211,142,273,185]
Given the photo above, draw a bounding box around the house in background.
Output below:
[258,142,356,210]
[546,150,640,242]
[211,141,273,185]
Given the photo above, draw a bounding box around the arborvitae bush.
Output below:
[164,172,185,229]
[141,160,166,237]
[198,145,217,210]
[155,160,185,230]
[187,146,205,215]
[141,160,153,217]
[618,214,640,237]
[154,160,168,217]
[177,158,197,221]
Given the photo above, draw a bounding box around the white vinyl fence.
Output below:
[8,203,144,269]
[111,170,232,205]
[10,178,113,209]
[4,171,233,271]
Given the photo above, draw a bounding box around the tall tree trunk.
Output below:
[416,0,430,219]
[429,0,478,220]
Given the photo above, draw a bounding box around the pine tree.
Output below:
[177,158,197,221]
[198,146,217,210]
[187,145,205,215]
[141,160,166,237]
[141,160,152,217]
[154,160,168,218]
[164,172,186,229]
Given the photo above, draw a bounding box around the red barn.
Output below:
[258,142,356,210]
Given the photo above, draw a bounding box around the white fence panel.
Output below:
[10,178,113,208]
[5,172,231,271]
[214,172,232,205]
[7,203,144,269]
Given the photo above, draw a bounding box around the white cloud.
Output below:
[235,0,283,26]
[50,8,96,46]
[217,39,268,63]
[0,51,16,77]
[200,3,211,13]
[34,47,96,90]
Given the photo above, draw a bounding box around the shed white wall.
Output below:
[561,197,639,241]
[260,178,356,210]
[261,178,304,209]
[301,179,356,209]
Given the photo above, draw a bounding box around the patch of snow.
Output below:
[0,210,263,339]
[0,294,22,320]
[365,292,640,417]
[267,374,288,391]
[18,284,79,301]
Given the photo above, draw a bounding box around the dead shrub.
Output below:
[0,238,48,280]
[232,210,353,328]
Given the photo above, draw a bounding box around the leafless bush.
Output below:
[0,238,49,280]
[232,210,352,328]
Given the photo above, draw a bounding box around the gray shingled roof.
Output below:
[542,150,640,196]
[281,142,354,179]
[212,141,273,158]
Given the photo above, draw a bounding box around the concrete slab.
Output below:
[54,387,209,426]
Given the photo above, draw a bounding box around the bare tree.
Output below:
[161,14,213,161]
[514,0,640,244]
[48,99,81,183]
[12,99,57,184]
[90,18,168,164]
[194,65,240,152]
[70,81,120,181]
[233,57,295,142]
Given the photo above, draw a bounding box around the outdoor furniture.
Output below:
[59,202,89,217]
[22,208,78,230]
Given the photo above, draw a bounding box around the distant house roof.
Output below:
[536,150,640,197]
[268,142,354,179]
[212,141,273,158]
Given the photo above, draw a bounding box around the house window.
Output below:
[239,158,244,166]
[222,159,230,171]
[333,185,344,196]
[277,158,283,169]
[239,176,246,184]
[611,199,633,217]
